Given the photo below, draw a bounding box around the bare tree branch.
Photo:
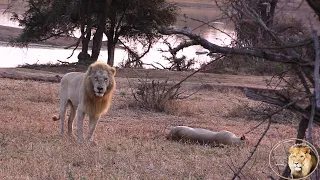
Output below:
[169,40,198,55]
[156,26,312,66]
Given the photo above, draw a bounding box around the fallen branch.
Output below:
[0,69,61,83]
[244,89,320,124]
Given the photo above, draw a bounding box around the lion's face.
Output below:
[90,69,112,97]
[288,146,312,172]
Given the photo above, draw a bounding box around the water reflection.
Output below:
[0,3,234,68]
[0,44,130,67]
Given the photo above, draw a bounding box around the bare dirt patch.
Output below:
[1,68,319,179]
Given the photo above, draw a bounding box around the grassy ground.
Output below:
[1,68,319,179]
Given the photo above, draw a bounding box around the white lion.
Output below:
[53,61,116,143]
[167,126,246,145]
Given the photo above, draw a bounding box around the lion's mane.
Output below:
[82,62,116,117]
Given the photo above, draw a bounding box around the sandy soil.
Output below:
[0,68,319,179]
[0,67,285,90]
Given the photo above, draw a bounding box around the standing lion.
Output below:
[53,61,116,143]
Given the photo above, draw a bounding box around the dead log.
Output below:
[0,68,62,83]
[244,88,320,124]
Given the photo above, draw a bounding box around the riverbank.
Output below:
[0,25,111,48]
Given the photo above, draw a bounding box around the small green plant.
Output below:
[67,165,75,180]
[119,91,126,97]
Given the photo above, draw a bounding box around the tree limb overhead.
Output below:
[156,26,312,66]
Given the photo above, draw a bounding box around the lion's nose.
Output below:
[97,87,103,91]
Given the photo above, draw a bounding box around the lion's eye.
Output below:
[104,78,108,82]
[94,77,98,81]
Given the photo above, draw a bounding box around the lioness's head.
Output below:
[288,144,312,172]
[86,61,116,97]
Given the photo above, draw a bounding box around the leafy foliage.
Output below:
[9,0,178,65]
[107,0,177,40]
[105,0,178,65]
[11,0,77,45]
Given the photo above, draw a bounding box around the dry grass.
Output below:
[0,75,320,179]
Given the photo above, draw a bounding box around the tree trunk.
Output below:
[78,29,92,62]
[91,27,103,61]
[259,0,278,44]
[90,0,109,62]
[82,31,91,54]
[107,40,116,66]
[78,0,92,63]
[106,3,116,66]
[279,117,309,179]
[306,0,320,19]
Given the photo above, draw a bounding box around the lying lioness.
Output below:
[167,126,246,145]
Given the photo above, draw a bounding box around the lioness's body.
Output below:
[288,144,317,178]
[53,61,116,143]
[167,126,245,145]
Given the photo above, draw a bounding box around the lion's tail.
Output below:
[240,135,246,140]
[52,115,60,121]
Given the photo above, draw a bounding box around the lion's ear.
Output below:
[110,67,116,76]
[289,147,294,154]
[306,147,311,154]
[88,65,93,74]
[240,135,245,140]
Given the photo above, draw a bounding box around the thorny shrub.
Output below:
[133,78,182,112]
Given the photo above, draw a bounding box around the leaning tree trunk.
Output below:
[91,27,104,61]
[78,29,92,62]
[90,0,110,62]
[106,6,117,67]
[280,117,309,179]
[78,0,93,63]
[306,0,320,19]
[107,40,116,66]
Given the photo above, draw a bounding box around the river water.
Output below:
[0,1,236,68]
[0,1,318,68]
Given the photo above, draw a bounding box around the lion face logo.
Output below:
[289,149,308,171]
[288,144,317,178]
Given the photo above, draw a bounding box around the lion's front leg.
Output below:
[87,115,101,142]
[76,108,85,143]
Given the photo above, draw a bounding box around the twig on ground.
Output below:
[232,93,312,179]
[231,117,271,180]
